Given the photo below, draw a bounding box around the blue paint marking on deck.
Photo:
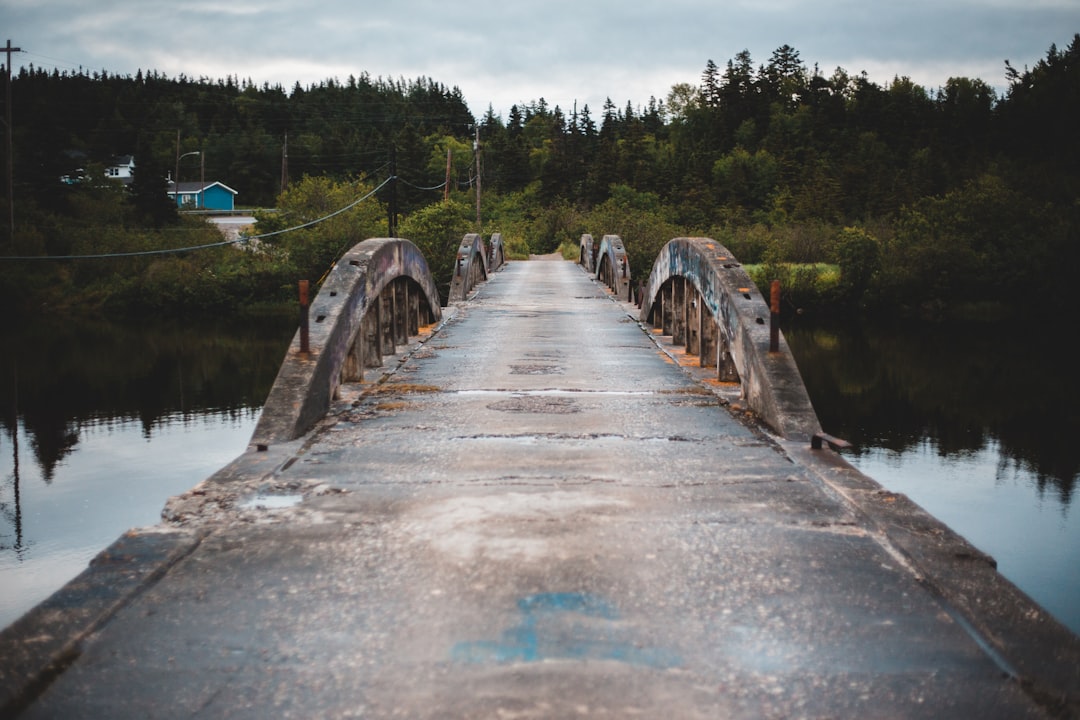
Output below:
[452,592,681,668]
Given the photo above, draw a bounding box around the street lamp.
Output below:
[174,150,201,208]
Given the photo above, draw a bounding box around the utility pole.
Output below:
[174,148,200,207]
[388,144,397,238]
[443,147,452,202]
[173,129,180,207]
[280,132,289,194]
[474,126,481,230]
[3,39,22,248]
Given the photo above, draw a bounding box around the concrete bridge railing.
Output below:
[580,233,633,302]
[252,238,442,445]
[639,237,822,442]
[578,233,596,273]
[447,233,489,302]
[595,234,633,303]
[488,232,506,273]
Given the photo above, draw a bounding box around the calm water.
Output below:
[785,318,1080,636]
[1,313,1077,638]
[0,315,294,630]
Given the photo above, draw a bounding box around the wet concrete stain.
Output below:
[452,592,681,668]
[487,396,581,414]
[509,364,566,375]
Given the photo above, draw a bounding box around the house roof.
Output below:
[169,181,238,195]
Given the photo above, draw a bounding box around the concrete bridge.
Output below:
[1,234,1078,718]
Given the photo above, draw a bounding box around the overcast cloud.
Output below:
[3,0,1077,118]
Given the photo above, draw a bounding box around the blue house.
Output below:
[167,181,238,211]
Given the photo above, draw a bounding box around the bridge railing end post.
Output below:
[769,280,780,353]
[299,279,310,354]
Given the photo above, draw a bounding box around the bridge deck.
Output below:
[3,260,1070,717]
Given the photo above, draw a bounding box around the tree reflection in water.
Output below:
[0,314,294,629]
[785,317,1080,635]
[1,315,293,481]
[785,319,1077,504]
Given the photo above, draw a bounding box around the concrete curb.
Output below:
[0,529,206,716]
[784,440,1080,717]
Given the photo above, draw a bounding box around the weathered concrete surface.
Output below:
[1,260,1078,719]
[252,237,441,445]
[447,233,489,302]
[594,233,632,302]
[640,237,822,442]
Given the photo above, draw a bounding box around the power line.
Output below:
[0,237,238,261]
[18,50,81,73]
[397,177,447,192]
[243,175,393,242]
[0,175,393,260]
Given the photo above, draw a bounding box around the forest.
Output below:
[0,35,1077,320]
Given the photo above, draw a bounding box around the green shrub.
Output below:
[398,199,474,301]
[745,262,841,314]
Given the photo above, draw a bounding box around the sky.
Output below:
[2,0,1078,119]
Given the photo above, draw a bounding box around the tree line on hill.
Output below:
[1,35,1077,320]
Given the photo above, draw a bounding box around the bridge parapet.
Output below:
[488,232,506,273]
[447,233,489,302]
[595,234,632,302]
[639,237,821,441]
[578,233,596,273]
[252,238,441,445]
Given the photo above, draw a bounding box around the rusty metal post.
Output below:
[299,280,310,354]
[770,280,780,353]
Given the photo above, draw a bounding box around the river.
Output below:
[1,311,1077,637]
[0,313,296,630]
[784,316,1079,636]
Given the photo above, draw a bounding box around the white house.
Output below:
[105,155,136,184]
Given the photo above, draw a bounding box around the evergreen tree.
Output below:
[129,153,177,228]
[701,59,720,108]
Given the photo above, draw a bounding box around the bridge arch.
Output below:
[253,237,442,445]
[578,233,596,273]
[639,237,820,441]
[448,233,489,302]
[488,232,506,273]
[595,234,633,302]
